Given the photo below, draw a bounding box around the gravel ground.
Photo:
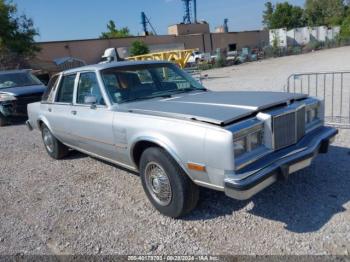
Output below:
[0,124,349,256]
[1,48,350,256]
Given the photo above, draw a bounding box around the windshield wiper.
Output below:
[168,87,207,95]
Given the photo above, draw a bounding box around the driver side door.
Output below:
[69,71,116,159]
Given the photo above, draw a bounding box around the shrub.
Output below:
[129,41,150,56]
[324,39,338,49]
[197,63,213,71]
[303,40,322,52]
[214,56,226,68]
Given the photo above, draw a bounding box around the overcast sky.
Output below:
[13,0,305,42]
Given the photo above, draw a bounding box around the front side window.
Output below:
[56,74,76,103]
[76,72,105,105]
[100,63,205,104]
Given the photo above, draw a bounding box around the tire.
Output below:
[41,124,69,159]
[0,113,7,127]
[140,147,199,218]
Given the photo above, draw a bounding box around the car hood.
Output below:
[0,85,46,97]
[120,91,307,126]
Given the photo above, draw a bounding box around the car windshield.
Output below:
[0,72,43,89]
[100,63,206,104]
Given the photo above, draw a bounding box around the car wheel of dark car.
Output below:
[41,124,69,159]
[140,147,199,218]
[0,113,7,127]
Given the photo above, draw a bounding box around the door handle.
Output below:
[48,108,52,112]
[71,110,77,115]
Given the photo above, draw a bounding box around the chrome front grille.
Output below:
[273,106,305,150]
[273,112,296,150]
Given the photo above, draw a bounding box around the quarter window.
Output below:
[56,74,76,103]
[42,75,59,103]
[77,72,105,105]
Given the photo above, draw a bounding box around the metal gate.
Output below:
[185,66,203,83]
[287,71,350,128]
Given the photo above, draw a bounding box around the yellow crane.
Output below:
[127,49,196,69]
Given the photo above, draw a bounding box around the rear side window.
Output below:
[42,75,59,103]
[56,74,76,103]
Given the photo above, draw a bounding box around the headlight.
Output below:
[233,129,264,159]
[0,93,17,102]
[305,99,320,126]
[250,130,264,151]
[233,137,247,158]
[306,108,318,124]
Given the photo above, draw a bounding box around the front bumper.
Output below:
[224,126,338,200]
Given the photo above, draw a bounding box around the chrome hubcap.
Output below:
[43,129,54,153]
[145,162,172,206]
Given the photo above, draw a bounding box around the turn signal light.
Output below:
[188,163,206,172]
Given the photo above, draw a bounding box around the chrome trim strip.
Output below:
[173,101,258,111]
[115,143,128,149]
[63,142,138,172]
[54,128,124,147]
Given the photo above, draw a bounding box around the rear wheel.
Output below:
[41,124,69,159]
[140,147,199,218]
[0,113,7,127]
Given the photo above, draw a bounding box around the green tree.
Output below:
[0,0,39,67]
[304,0,346,26]
[340,12,350,41]
[129,41,150,56]
[100,20,131,39]
[262,2,306,30]
[262,2,274,29]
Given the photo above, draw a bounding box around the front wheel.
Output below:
[41,124,69,159]
[140,147,199,218]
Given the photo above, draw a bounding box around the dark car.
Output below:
[0,69,46,126]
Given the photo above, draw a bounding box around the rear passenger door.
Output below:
[46,73,77,146]
[69,72,115,159]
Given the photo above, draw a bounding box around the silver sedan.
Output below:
[27,61,337,218]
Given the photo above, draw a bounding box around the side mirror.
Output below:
[84,95,97,108]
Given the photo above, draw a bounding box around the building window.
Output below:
[228,43,237,51]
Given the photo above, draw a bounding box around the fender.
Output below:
[129,135,189,176]
[37,115,53,132]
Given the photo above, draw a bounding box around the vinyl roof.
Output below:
[63,60,171,74]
